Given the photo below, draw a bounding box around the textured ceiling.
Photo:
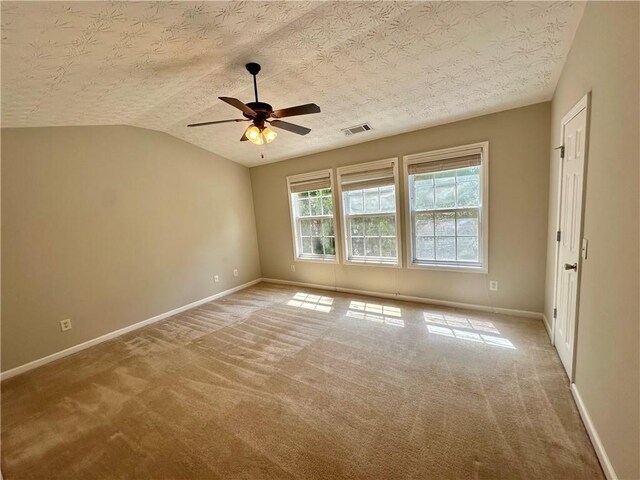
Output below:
[1,1,584,167]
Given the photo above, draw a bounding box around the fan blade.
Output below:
[187,119,248,127]
[270,119,311,135]
[271,103,320,119]
[219,97,257,116]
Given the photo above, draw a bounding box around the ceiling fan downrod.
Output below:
[246,62,261,103]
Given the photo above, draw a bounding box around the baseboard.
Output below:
[261,277,543,320]
[0,278,262,381]
[571,383,617,479]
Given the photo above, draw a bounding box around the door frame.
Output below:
[551,92,591,381]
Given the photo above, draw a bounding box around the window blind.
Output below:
[407,152,481,176]
[340,166,395,191]
[289,172,331,193]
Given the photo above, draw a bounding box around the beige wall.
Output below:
[251,102,551,313]
[1,126,261,371]
[544,3,639,478]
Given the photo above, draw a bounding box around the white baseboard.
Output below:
[261,277,543,320]
[0,278,262,381]
[571,383,617,480]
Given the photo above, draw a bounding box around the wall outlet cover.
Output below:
[233,269,238,277]
[214,275,219,283]
[489,281,499,291]
[290,264,296,272]
[59,319,72,332]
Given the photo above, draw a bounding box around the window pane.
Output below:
[436,237,456,260]
[381,237,397,258]
[365,237,380,257]
[364,188,379,213]
[312,237,324,255]
[348,191,363,214]
[415,177,435,210]
[291,181,335,260]
[310,219,322,236]
[379,186,395,212]
[435,212,456,236]
[323,237,336,255]
[321,195,333,215]
[322,219,334,236]
[302,237,312,254]
[457,237,478,261]
[297,198,310,216]
[416,236,435,260]
[379,215,396,236]
[456,210,479,236]
[435,183,455,209]
[365,217,380,236]
[310,196,322,216]
[352,237,364,256]
[415,213,434,236]
[300,219,312,236]
[457,171,480,207]
[350,217,364,236]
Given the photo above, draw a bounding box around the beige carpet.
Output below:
[2,282,603,479]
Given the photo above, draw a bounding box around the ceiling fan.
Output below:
[187,63,321,145]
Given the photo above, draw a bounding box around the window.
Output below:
[337,158,401,266]
[404,142,488,272]
[287,169,337,262]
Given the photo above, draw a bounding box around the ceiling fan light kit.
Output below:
[188,63,320,146]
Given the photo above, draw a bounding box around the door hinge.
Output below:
[554,145,565,159]
[553,307,557,319]
[556,230,561,242]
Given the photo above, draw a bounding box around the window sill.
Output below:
[407,261,487,273]
[344,258,401,269]
[295,256,338,264]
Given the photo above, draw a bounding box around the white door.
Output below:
[554,97,589,379]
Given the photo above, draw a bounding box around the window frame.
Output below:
[286,169,339,264]
[403,142,489,273]
[337,157,403,268]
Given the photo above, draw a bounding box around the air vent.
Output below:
[342,123,373,136]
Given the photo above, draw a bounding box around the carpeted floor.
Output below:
[2,282,603,479]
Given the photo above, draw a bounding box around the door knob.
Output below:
[564,263,577,271]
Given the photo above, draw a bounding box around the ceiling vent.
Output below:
[342,123,372,136]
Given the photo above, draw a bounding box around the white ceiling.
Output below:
[1,1,584,167]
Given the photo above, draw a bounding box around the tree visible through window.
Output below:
[294,188,336,256]
[287,169,337,261]
[406,143,487,270]
[338,158,400,265]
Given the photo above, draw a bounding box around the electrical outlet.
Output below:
[60,319,72,332]
[489,281,499,291]
[233,269,238,277]
[214,275,219,283]
[290,264,296,272]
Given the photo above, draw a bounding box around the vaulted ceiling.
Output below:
[2,1,584,167]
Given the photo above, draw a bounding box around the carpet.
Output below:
[1,283,603,479]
